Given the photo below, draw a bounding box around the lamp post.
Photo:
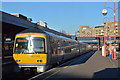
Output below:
[102,17,113,58]
[102,1,119,59]
[102,10,108,57]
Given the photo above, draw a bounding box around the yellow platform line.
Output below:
[43,70,61,80]
[43,66,70,80]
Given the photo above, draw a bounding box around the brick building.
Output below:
[78,21,120,37]
[103,21,120,37]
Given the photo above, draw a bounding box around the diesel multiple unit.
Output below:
[13,28,92,73]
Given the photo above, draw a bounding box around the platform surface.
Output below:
[30,51,120,79]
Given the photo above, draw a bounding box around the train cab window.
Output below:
[14,38,28,53]
[14,37,45,54]
[32,38,45,53]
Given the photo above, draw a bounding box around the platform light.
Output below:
[5,38,11,41]
[102,9,107,16]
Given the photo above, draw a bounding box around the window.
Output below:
[14,37,45,54]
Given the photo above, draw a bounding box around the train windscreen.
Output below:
[14,37,45,54]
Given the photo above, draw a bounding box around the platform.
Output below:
[29,51,120,79]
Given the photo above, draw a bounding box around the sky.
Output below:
[1,2,119,35]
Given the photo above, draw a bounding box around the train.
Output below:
[13,28,92,73]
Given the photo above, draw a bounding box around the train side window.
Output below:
[65,48,71,53]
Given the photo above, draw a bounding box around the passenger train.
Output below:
[13,28,92,73]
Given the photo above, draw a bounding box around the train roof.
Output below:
[17,28,76,41]
[19,28,45,33]
[44,31,74,41]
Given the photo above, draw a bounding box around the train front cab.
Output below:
[13,33,48,73]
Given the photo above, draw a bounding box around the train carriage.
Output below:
[13,28,92,73]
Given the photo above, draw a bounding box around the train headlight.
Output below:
[16,60,21,62]
[37,60,42,62]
